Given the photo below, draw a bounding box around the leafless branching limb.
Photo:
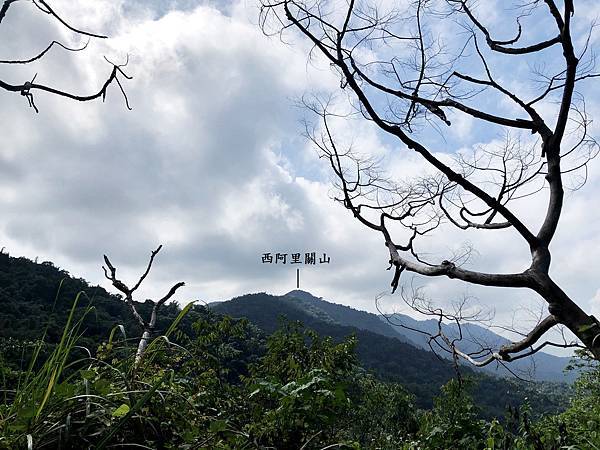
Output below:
[0,0,131,112]
[103,246,185,365]
[262,0,600,362]
[377,285,584,378]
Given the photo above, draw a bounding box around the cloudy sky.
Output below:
[1,0,599,346]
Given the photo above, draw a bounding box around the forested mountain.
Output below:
[283,290,418,345]
[0,252,569,419]
[210,291,569,417]
[0,251,194,348]
[274,289,572,383]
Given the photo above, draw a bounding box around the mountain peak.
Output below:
[284,289,319,300]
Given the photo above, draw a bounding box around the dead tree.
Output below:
[260,0,600,362]
[103,245,185,365]
[0,0,131,112]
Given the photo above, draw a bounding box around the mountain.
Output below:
[276,289,572,383]
[282,290,418,345]
[380,313,575,382]
[210,291,569,417]
[0,253,570,418]
[0,251,198,348]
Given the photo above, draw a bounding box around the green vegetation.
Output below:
[212,292,570,417]
[1,253,598,449]
[1,300,599,449]
[0,253,570,417]
[0,253,187,347]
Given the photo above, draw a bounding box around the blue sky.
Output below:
[0,0,599,353]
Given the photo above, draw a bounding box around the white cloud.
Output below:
[591,290,600,318]
[0,0,388,309]
[0,0,599,358]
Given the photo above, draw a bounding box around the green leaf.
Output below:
[54,382,76,398]
[18,406,36,420]
[209,419,227,433]
[96,371,170,450]
[249,388,260,398]
[93,379,111,396]
[80,369,95,380]
[112,404,130,418]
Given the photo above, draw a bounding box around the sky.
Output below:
[0,0,599,349]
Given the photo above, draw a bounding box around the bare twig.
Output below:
[103,246,185,364]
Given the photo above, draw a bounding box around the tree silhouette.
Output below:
[103,245,185,364]
[259,0,600,363]
[0,0,130,112]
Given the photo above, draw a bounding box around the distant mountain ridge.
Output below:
[282,290,418,345]
[0,248,570,382]
[210,290,570,417]
[279,290,572,382]
[381,313,575,382]
[0,253,571,418]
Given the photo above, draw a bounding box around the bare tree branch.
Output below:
[32,0,108,39]
[0,1,131,112]
[261,0,600,362]
[103,246,185,364]
[0,39,89,64]
[498,315,559,361]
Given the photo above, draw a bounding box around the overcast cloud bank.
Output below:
[1,0,599,350]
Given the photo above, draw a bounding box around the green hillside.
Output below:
[283,290,417,344]
[2,252,599,449]
[0,252,198,349]
[211,292,569,417]
[0,252,569,418]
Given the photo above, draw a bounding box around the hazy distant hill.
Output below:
[278,289,572,382]
[380,313,575,382]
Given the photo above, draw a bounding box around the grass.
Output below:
[0,285,191,449]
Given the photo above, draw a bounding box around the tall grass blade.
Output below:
[95,370,171,450]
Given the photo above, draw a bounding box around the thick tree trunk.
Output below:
[556,305,600,360]
[135,330,151,365]
[533,273,600,360]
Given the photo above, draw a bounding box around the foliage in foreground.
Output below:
[0,299,599,449]
[0,254,571,417]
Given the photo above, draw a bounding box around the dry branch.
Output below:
[261,0,600,362]
[0,0,131,112]
[103,246,185,364]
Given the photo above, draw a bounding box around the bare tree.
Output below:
[260,0,600,363]
[103,245,185,364]
[0,0,130,112]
